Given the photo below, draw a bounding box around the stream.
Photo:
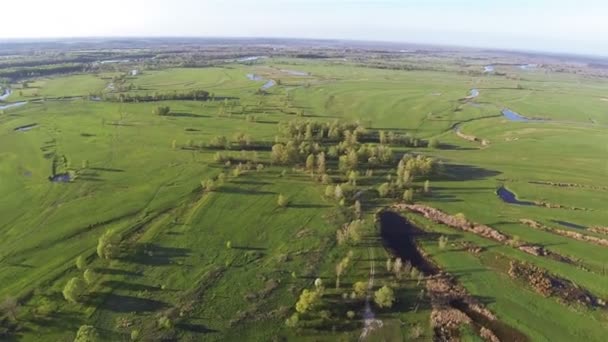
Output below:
[246,74,276,90]
[496,187,534,205]
[378,210,528,342]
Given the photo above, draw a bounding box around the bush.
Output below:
[76,255,87,270]
[83,269,96,285]
[374,285,395,308]
[428,138,440,149]
[74,325,99,342]
[63,277,87,303]
[353,281,368,298]
[285,313,299,328]
[158,316,173,330]
[277,194,289,208]
[438,235,449,249]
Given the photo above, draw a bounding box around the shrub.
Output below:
[277,194,289,207]
[63,277,87,303]
[374,285,395,308]
[75,255,87,270]
[74,325,99,342]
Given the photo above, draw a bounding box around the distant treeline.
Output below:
[0,64,85,80]
[104,89,210,103]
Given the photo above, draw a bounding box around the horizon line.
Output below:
[1,35,606,60]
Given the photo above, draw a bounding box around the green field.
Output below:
[1,56,608,341]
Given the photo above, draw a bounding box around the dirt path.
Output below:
[359,247,383,340]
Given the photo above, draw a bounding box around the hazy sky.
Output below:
[3,0,608,56]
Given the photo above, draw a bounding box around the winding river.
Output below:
[496,187,534,205]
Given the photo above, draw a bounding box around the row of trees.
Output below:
[105,89,210,103]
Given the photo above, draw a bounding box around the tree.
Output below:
[348,170,358,186]
[403,189,414,203]
[74,325,99,342]
[438,235,449,249]
[321,174,331,185]
[83,269,95,285]
[428,138,440,149]
[334,184,344,200]
[379,130,387,145]
[285,313,299,328]
[158,316,173,330]
[354,200,362,219]
[335,251,352,289]
[378,183,390,198]
[324,185,335,198]
[295,288,322,313]
[423,180,431,194]
[76,255,87,270]
[353,281,368,298]
[374,286,395,308]
[0,296,19,321]
[277,194,289,208]
[316,152,326,174]
[306,154,315,173]
[209,135,229,149]
[97,229,120,259]
[153,106,171,116]
[63,277,87,303]
[347,149,359,171]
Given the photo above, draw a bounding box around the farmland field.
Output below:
[1,44,607,341]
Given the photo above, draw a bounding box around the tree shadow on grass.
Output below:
[219,187,276,195]
[439,143,479,151]
[121,243,191,266]
[160,112,209,118]
[95,293,169,313]
[231,246,267,251]
[94,267,142,277]
[289,203,332,209]
[90,167,125,172]
[176,323,219,334]
[102,280,163,292]
[436,164,501,182]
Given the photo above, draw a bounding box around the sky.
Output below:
[2,0,608,56]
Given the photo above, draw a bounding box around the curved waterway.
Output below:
[246,74,276,90]
[378,211,437,275]
[378,210,528,342]
[0,88,11,101]
[496,187,534,205]
[0,101,28,111]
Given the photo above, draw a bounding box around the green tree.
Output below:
[306,154,315,173]
[423,180,431,194]
[353,281,368,298]
[153,106,171,116]
[285,313,299,328]
[277,194,289,208]
[316,152,326,174]
[438,235,449,249]
[83,269,95,285]
[403,189,414,203]
[354,200,362,219]
[295,288,323,313]
[63,277,87,303]
[374,285,395,308]
[74,325,99,342]
[97,229,120,259]
[378,183,390,198]
[76,255,87,270]
[428,138,440,149]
